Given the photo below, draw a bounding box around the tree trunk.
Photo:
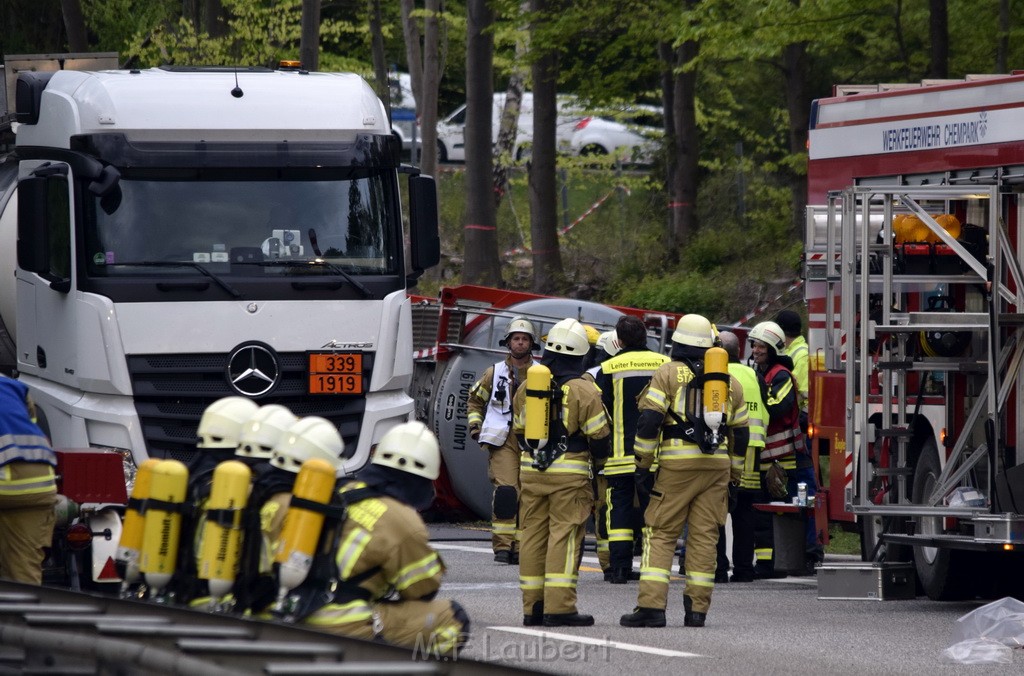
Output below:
[419,0,441,178]
[783,37,809,240]
[400,0,424,106]
[205,0,225,38]
[368,0,390,115]
[463,0,501,286]
[60,0,88,52]
[493,0,530,211]
[659,40,676,250]
[528,0,563,294]
[669,18,699,257]
[997,0,1009,73]
[300,0,322,72]
[927,0,948,79]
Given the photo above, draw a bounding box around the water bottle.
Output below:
[797,481,808,507]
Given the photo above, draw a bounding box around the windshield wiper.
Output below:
[107,261,242,299]
[236,259,373,298]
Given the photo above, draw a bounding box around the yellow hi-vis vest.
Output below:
[729,363,765,490]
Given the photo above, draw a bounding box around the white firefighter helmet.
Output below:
[372,420,441,480]
[197,397,259,448]
[236,404,298,460]
[543,318,591,356]
[748,320,787,356]
[597,330,623,357]
[500,316,539,347]
[671,314,715,349]
[269,416,344,473]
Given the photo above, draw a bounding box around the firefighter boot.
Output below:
[683,595,706,628]
[619,607,667,628]
[523,601,543,627]
[543,612,595,627]
[609,567,641,584]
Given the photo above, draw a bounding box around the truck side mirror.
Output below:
[408,174,440,280]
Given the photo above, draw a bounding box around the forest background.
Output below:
[3,0,1023,327]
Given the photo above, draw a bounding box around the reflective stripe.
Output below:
[336,528,372,578]
[639,567,670,584]
[468,411,483,426]
[519,575,544,591]
[306,599,374,626]
[544,573,579,588]
[519,455,591,476]
[643,387,668,409]
[760,457,796,471]
[634,436,658,456]
[394,552,442,592]
[608,528,633,543]
[0,466,57,496]
[492,522,516,534]
[580,410,607,436]
[0,434,56,466]
[755,548,773,561]
[687,570,715,588]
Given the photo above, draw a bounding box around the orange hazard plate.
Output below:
[308,352,363,394]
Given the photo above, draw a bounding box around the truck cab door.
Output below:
[16,162,76,382]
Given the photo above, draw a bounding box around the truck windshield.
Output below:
[82,167,399,277]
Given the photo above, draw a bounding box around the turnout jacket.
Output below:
[759,361,803,468]
[331,481,444,603]
[512,376,611,477]
[634,360,749,480]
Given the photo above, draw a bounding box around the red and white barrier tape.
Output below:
[502,185,629,258]
[732,278,804,327]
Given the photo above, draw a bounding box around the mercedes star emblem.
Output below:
[226,343,280,396]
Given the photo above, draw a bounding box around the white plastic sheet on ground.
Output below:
[943,597,1024,664]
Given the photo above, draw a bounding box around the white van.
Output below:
[388,72,418,153]
[436,93,582,163]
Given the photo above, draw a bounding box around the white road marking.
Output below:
[433,544,493,553]
[443,582,521,591]
[487,626,702,657]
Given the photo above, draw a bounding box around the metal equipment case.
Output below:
[817,561,916,601]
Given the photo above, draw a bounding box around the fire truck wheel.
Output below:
[912,440,975,600]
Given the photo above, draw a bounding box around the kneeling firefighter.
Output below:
[231,416,343,614]
[512,318,611,627]
[301,421,469,656]
[171,396,258,605]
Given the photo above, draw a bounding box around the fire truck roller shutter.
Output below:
[431,297,625,518]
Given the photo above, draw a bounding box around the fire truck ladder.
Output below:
[832,185,1024,551]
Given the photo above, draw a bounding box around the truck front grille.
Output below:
[127,351,372,465]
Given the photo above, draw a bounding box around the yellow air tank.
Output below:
[524,363,552,451]
[935,213,962,241]
[198,460,252,599]
[139,459,189,595]
[274,457,337,596]
[116,458,161,584]
[703,346,729,444]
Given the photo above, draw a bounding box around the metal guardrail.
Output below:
[0,581,529,676]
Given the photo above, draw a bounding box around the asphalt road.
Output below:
[427,523,1021,675]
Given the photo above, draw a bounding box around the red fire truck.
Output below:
[805,74,1024,599]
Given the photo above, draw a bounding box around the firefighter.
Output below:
[620,314,749,628]
[595,315,669,584]
[714,331,767,582]
[234,416,344,614]
[0,376,57,584]
[175,396,258,604]
[305,421,469,656]
[749,320,823,576]
[468,316,538,564]
[512,318,611,627]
